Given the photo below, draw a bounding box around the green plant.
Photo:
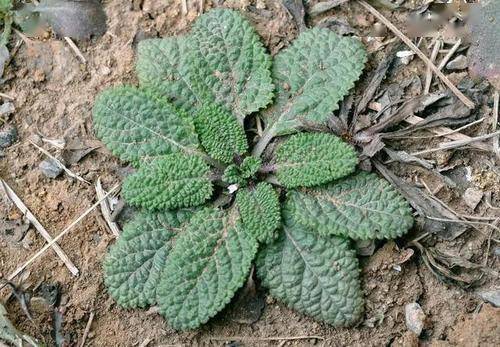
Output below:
[95,9,413,330]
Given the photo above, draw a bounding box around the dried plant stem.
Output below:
[207,336,325,343]
[181,0,188,15]
[357,0,475,109]
[411,130,500,156]
[95,178,121,237]
[29,140,90,185]
[64,37,86,64]
[424,38,441,94]
[1,179,79,276]
[79,312,95,347]
[492,91,500,159]
[0,92,14,100]
[405,115,490,151]
[437,39,461,70]
[1,184,120,289]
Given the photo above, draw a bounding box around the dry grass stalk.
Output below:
[29,140,90,185]
[2,184,120,288]
[492,91,500,159]
[78,312,95,347]
[95,178,121,237]
[357,0,475,109]
[424,38,442,94]
[64,37,86,64]
[0,179,79,276]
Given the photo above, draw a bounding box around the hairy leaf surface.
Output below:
[104,210,193,308]
[287,172,413,240]
[194,104,248,164]
[262,28,366,136]
[137,9,273,120]
[93,86,199,165]
[256,210,364,326]
[191,8,274,121]
[122,154,213,211]
[236,182,281,243]
[274,132,358,188]
[137,37,212,111]
[157,208,258,330]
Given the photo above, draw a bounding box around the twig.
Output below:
[1,184,120,289]
[404,115,490,151]
[181,0,188,15]
[437,39,462,71]
[207,336,325,342]
[64,37,86,64]
[0,179,79,276]
[492,91,500,160]
[0,92,14,100]
[29,140,90,185]
[139,338,152,347]
[357,0,475,109]
[95,178,120,237]
[425,216,500,242]
[198,0,204,14]
[411,130,500,156]
[424,38,441,94]
[389,118,485,140]
[78,312,95,347]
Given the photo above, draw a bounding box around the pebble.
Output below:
[446,55,468,70]
[0,124,17,148]
[0,102,15,116]
[476,289,500,307]
[405,302,426,336]
[39,159,63,178]
[463,187,483,210]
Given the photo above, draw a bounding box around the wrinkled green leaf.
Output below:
[122,153,213,211]
[262,28,366,136]
[92,86,200,166]
[273,132,358,188]
[236,182,281,243]
[286,171,413,240]
[256,210,364,326]
[104,210,194,308]
[157,208,258,330]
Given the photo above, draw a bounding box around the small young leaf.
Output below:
[236,182,281,243]
[157,208,258,330]
[262,28,366,136]
[256,210,364,327]
[34,0,107,39]
[103,210,193,308]
[239,156,261,179]
[194,104,248,164]
[191,8,274,121]
[122,153,213,211]
[222,164,246,186]
[92,86,199,166]
[274,132,358,188]
[286,172,414,240]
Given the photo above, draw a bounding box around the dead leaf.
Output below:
[0,45,9,78]
[281,0,306,32]
[61,138,100,165]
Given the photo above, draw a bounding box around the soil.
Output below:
[1,1,499,346]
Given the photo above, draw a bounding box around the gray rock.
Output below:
[0,125,17,148]
[477,289,500,307]
[446,55,468,70]
[39,159,63,178]
[405,302,426,336]
[463,187,483,210]
[0,102,15,116]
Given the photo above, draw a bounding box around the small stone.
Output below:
[0,125,17,148]
[476,289,500,307]
[39,159,63,178]
[100,66,111,76]
[405,302,426,336]
[256,0,266,9]
[463,187,483,210]
[446,55,468,70]
[0,102,15,116]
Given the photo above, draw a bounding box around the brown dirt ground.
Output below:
[1,1,499,346]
